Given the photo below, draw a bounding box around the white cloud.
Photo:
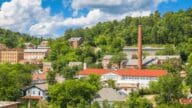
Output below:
[71,0,177,14]
[0,0,177,37]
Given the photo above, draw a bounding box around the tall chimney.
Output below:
[138,25,142,69]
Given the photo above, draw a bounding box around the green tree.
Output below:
[46,71,56,85]
[110,52,126,69]
[49,79,97,108]
[148,58,182,73]
[127,91,153,108]
[149,74,183,104]
[91,101,101,108]
[0,64,34,101]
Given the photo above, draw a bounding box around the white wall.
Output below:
[25,87,44,97]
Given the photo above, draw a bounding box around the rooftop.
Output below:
[123,47,164,50]
[103,55,113,60]
[68,37,82,41]
[23,83,48,91]
[24,49,48,53]
[79,68,167,77]
[0,101,20,107]
[94,88,126,102]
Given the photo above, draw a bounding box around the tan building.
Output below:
[24,49,48,60]
[0,101,20,108]
[0,49,23,64]
[68,37,83,48]
[43,62,52,73]
[102,55,113,69]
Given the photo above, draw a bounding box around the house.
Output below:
[68,37,83,48]
[43,62,52,73]
[24,49,48,60]
[24,43,36,49]
[77,68,167,94]
[37,41,50,49]
[102,55,113,69]
[32,70,46,83]
[22,83,48,100]
[0,101,20,108]
[0,48,24,64]
[180,98,192,105]
[93,88,126,105]
[32,62,52,83]
[68,62,82,67]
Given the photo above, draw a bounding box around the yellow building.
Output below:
[0,49,24,64]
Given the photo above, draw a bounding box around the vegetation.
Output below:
[0,63,36,101]
[49,75,101,107]
[148,58,182,73]
[47,8,192,76]
[0,28,42,48]
[149,74,183,105]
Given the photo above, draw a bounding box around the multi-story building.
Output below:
[68,37,83,48]
[77,68,167,94]
[0,49,23,64]
[24,49,48,60]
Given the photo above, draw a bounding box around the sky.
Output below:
[0,0,192,38]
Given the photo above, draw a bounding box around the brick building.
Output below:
[0,49,23,64]
[68,37,83,48]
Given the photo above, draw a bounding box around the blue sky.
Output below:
[0,0,191,38]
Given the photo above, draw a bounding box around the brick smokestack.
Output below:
[138,25,142,69]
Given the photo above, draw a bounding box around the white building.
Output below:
[22,83,48,100]
[77,68,167,94]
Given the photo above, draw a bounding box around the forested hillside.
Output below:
[0,28,42,48]
[49,8,192,72]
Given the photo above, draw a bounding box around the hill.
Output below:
[48,8,192,71]
[0,28,42,48]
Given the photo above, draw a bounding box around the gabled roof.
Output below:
[21,96,42,100]
[23,83,48,91]
[33,73,46,80]
[79,68,167,77]
[68,37,82,41]
[94,88,126,102]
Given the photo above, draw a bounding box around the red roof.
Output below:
[32,73,46,80]
[21,96,42,100]
[180,98,192,104]
[79,68,167,77]
[116,69,167,77]
[79,69,110,75]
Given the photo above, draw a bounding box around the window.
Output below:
[33,91,36,94]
